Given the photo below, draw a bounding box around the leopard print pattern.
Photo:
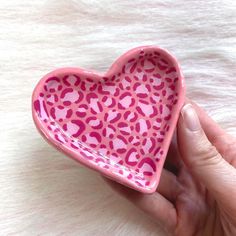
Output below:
[33,47,183,192]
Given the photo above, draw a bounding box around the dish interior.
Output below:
[33,49,182,191]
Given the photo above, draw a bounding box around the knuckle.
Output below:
[212,133,236,159]
[224,138,236,158]
[192,142,221,167]
[201,145,219,160]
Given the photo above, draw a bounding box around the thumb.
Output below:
[177,103,236,203]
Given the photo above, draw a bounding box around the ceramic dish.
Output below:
[32,46,185,193]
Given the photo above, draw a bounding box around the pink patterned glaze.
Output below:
[32,46,185,193]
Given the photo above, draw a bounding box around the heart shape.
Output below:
[32,46,185,193]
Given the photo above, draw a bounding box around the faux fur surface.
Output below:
[0,0,235,235]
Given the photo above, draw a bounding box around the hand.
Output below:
[103,100,236,236]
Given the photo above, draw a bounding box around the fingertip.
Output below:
[102,175,141,199]
[181,104,201,132]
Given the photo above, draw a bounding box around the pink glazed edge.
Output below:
[32,45,185,194]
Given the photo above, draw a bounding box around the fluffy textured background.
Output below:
[0,0,235,235]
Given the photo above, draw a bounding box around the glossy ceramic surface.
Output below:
[32,46,185,193]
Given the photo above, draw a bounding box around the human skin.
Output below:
[104,100,236,236]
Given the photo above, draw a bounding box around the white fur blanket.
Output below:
[0,0,235,235]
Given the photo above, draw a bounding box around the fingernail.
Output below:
[181,104,201,131]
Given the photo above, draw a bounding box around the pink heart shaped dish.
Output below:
[32,46,185,193]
